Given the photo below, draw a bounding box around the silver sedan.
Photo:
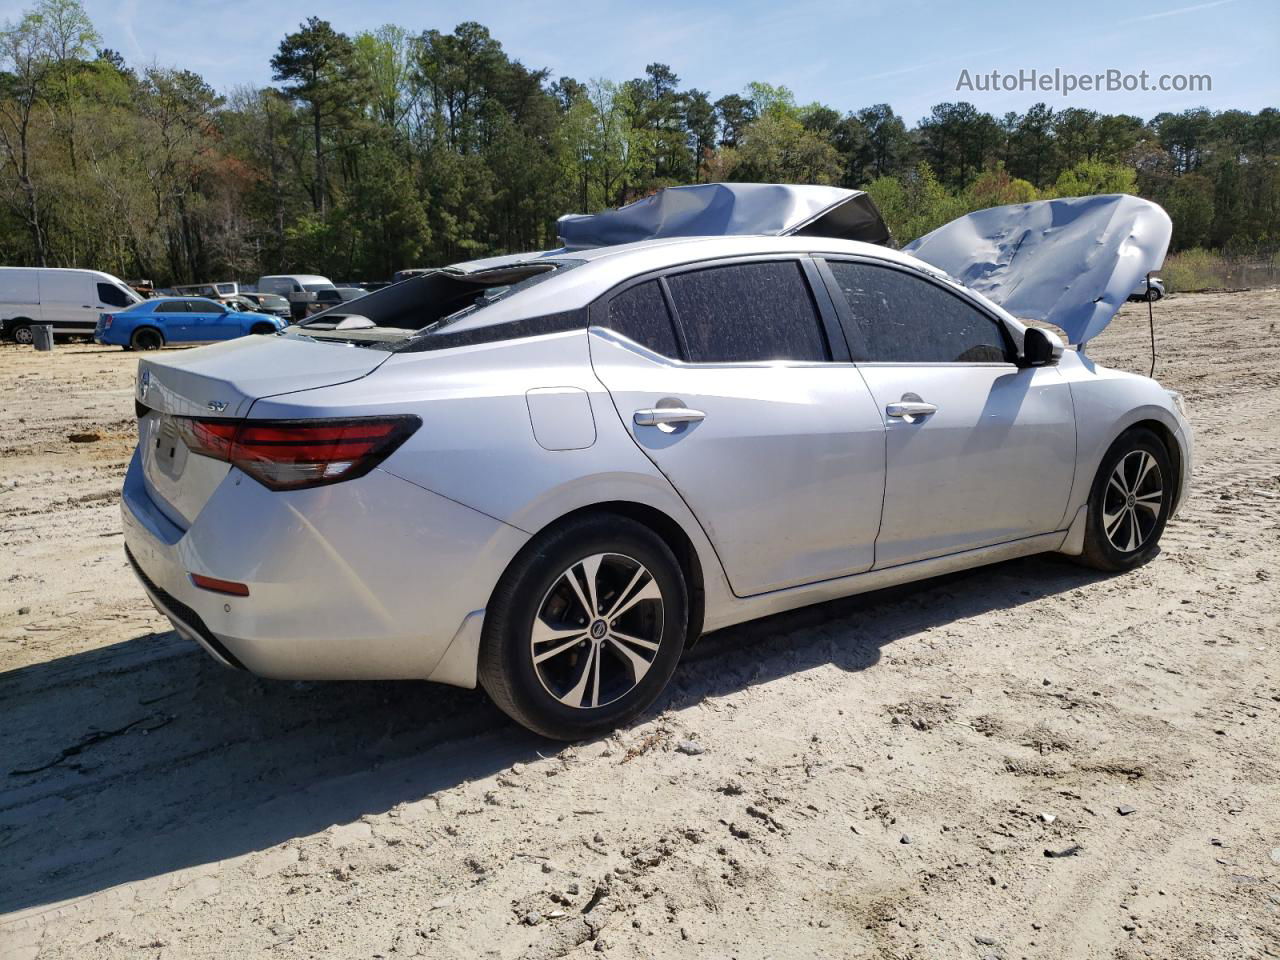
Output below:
[121,187,1191,739]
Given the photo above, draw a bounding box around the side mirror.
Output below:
[1022,326,1064,366]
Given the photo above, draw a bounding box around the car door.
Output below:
[37,271,95,335]
[819,257,1076,568]
[95,280,136,320]
[589,258,887,597]
[185,299,237,340]
[151,300,191,339]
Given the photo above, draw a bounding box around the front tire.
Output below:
[1078,428,1173,571]
[479,513,688,740]
[11,323,33,345]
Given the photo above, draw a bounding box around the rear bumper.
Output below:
[120,447,528,684]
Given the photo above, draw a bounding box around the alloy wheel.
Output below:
[1102,449,1164,552]
[529,552,664,709]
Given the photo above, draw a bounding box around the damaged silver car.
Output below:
[121,183,1191,739]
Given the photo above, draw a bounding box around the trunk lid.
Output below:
[903,194,1171,345]
[134,335,391,528]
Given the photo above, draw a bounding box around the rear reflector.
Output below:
[190,574,250,597]
[176,415,420,491]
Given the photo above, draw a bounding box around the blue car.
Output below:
[94,297,288,350]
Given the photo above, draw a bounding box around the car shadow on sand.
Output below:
[0,553,1106,916]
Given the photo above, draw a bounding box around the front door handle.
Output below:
[885,400,938,419]
[633,406,706,427]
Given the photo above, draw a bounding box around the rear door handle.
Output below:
[634,407,706,427]
[885,400,938,419]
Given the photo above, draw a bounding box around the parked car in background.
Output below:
[1,267,142,342]
[1129,276,1165,302]
[222,295,258,313]
[173,282,240,301]
[306,286,366,316]
[237,292,292,319]
[119,186,1190,740]
[95,296,286,350]
[256,274,336,321]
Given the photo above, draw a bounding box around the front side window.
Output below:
[826,260,1010,364]
[96,282,133,308]
[606,280,681,358]
[664,260,828,363]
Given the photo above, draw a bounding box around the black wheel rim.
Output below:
[1102,450,1164,552]
[529,552,664,709]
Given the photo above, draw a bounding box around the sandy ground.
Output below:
[1,293,1278,960]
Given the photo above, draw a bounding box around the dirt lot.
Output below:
[2,293,1278,960]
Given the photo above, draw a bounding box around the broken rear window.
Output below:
[295,261,579,346]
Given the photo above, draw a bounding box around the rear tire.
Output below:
[1146,287,1161,302]
[131,327,163,351]
[1078,428,1173,572]
[479,513,688,740]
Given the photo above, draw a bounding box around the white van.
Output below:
[255,274,336,321]
[0,267,143,343]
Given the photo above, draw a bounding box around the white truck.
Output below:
[0,267,142,343]
[255,274,337,321]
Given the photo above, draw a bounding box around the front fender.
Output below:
[1064,359,1190,519]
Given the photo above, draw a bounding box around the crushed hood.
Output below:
[557,183,891,249]
[903,194,1171,345]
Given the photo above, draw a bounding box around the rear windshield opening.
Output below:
[296,262,571,341]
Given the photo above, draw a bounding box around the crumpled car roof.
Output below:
[557,183,891,249]
[904,194,1171,345]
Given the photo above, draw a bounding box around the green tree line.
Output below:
[1,0,1277,285]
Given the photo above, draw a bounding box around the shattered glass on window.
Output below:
[827,261,1008,364]
[666,261,828,364]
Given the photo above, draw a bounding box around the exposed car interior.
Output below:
[293,264,565,344]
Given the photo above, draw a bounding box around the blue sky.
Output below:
[9,0,1277,122]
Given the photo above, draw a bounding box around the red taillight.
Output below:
[178,416,419,490]
[190,573,250,596]
[189,419,237,460]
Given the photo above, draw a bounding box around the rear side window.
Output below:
[665,261,828,363]
[96,282,133,308]
[155,301,187,314]
[826,260,1010,364]
[190,299,223,312]
[606,281,681,358]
